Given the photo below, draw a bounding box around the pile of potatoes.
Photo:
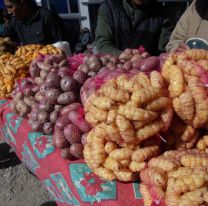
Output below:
[83,71,173,181]
[0,54,30,98]
[0,37,17,55]
[15,44,43,62]
[161,49,208,152]
[52,103,91,160]
[140,149,208,206]
[77,48,160,78]
[11,54,89,136]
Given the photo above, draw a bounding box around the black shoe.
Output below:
[40,201,58,206]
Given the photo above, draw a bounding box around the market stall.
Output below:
[1,41,208,206]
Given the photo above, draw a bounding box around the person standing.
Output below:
[95,0,173,56]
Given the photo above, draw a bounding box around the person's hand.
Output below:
[175,42,190,52]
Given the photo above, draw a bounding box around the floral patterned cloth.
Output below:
[0,100,144,206]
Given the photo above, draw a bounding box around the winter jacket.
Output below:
[95,0,173,56]
[166,0,208,52]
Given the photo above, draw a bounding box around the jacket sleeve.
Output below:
[1,20,15,37]
[158,17,175,53]
[95,3,122,56]
[166,2,194,52]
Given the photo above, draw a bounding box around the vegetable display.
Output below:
[0,37,17,55]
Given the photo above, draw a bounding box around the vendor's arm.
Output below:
[95,4,122,56]
[165,3,192,53]
[1,19,15,37]
[158,17,174,53]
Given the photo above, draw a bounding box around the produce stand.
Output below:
[0,99,144,206]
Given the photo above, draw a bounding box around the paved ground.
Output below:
[0,141,57,206]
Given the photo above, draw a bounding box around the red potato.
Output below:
[29,62,41,77]
[45,89,60,104]
[38,111,50,123]
[37,61,52,72]
[81,133,88,145]
[14,92,23,102]
[68,111,91,133]
[34,77,44,85]
[60,148,75,160]
[23,88,34,96]
[73,70,89,85]
[40,70,48,79]
[55,116,71,131]
[24,96,36,107]
[106,63,116,70]
[45,71,61,88]
[63,124,82,144]
[130,54,142,62]
[78,64,90,73]
[141,52,150,58]
[132,59,142,70]
[61,103,82,116]
[39,83,51,92]
[39,102,53,112]
[35,91,45,102]
[70,143,84,159]
[59,59,68,67]
[50,111,60,123]
[100,55,110,66]
[88,59,102,72]
[32,86,40,93]
[140,56,160,72]
[57,92,76,105]
[122,61,133,71]
[43,122,54,135]
[88,71,97,77]
[60,76,78,92]
[53,129,69,148]
[58,66,73,78]
[110,56,119,65]
[54,105,64,112]
[30,121,43,132]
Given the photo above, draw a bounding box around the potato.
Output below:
[88,71,97,77]
[131,54,142,62]
[55,116,71,131]
[60,148,75,160]
[45,89,60,104]
[88,59,102,72]
[132,59,142,70]
[38,111,50,123]
[50,111,60,123]
[45,71,61,88]
[122,61,133,71]
[53,129,69,148]
[100,55,110,66]
[30,121,43,132]
[32,86,39,93]
[57,92,76,105]
[81,133,88,145]
[68,111,91,133]
[40,70,48,79]
[70,143,84,159]
[78,64,90,73]
[61,103,82,116]
[24,96,36,107]
[35,91,45,102]
[39,83,51,92]
[29,62,41,77]
[10,101,17,113]
[39,102,53,112]
[140,56,159,72]
[73,70,88,85]
[54,105,64,112]
[16,100,30,117]
[37,61,52,72]
[110,56,119,65]
[43,122,54,135]
[35,77,44,85]
[63,124,82,144]
[23,88,33,96]
[59,59,68,67]
[60,76,78,92]
[58,67,73,78]
[14,92,23,102]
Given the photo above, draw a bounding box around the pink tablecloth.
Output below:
[0,99,144,206]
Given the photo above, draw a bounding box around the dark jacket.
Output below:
[95,0,173,56]
[2,7,67,45]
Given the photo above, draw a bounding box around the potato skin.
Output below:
[57,92,76,105]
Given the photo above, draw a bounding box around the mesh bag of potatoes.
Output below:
[0,54,29,98]
[162,49,208,129]
[83,71,173,182]
[140,149,208,206]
